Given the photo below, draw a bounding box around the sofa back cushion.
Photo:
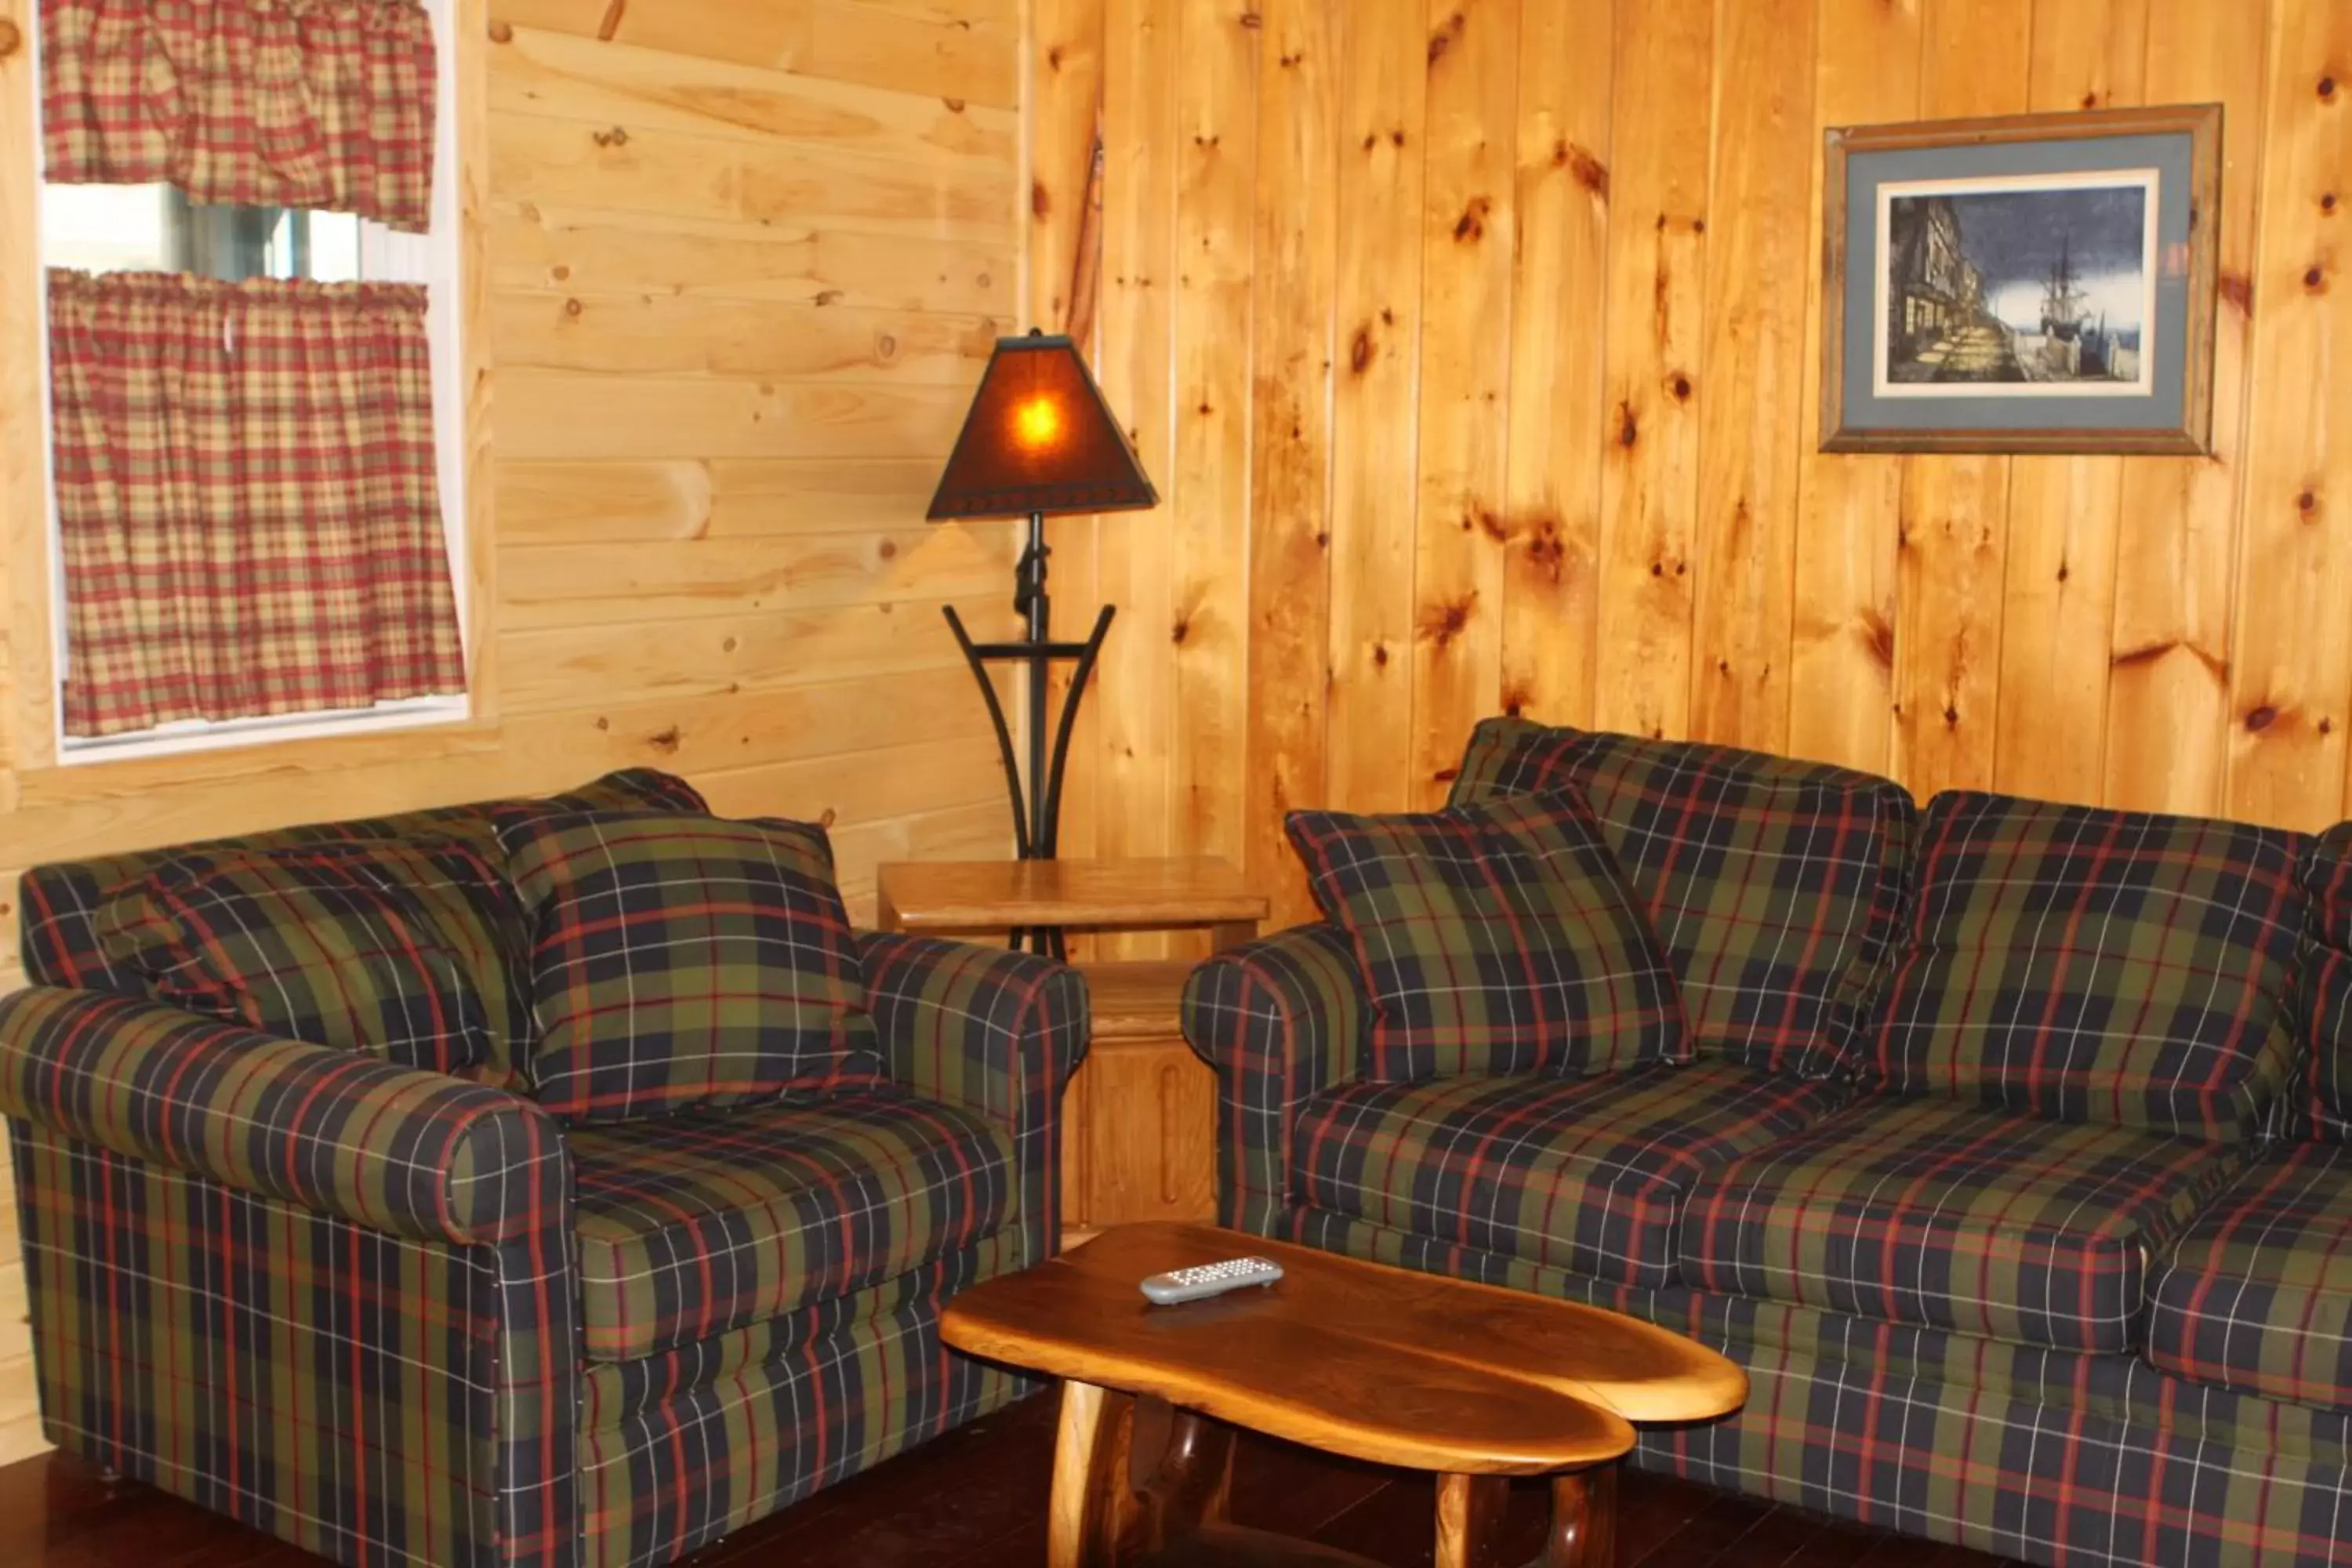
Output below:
[1875,791,2309,1139]
[2301,822,2352,1142]
[499,811,884,1122]
[1286,789,1689,1081]
[94,840,522,1076]
[17,767,707,997]
[1450,719,1915,1078]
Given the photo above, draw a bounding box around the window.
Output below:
[34,0,468,762]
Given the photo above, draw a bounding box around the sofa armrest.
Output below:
[1179,923,1368,1233]
[0,987,570,1247]
[858,933,1089,1254]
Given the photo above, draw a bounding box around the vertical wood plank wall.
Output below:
[0,0,1022,1461]
[1030,0,2352,934]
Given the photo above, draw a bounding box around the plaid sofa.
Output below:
[1187,719,2352,1568]
[0,771,1087,1568]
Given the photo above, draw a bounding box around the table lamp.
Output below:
[927,331,1157,941]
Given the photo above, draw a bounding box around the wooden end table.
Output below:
[875,858,1271,1243]
[942,1221,1747,1568]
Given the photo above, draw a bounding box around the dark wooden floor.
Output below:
[0,1392,2027,1567]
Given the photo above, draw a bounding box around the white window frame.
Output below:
[34,0,472,765]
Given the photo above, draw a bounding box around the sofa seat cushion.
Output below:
[1286,789,1688,1080]
[2301,822,2352,1142]
[1448,719,1915,1079]
[2147,1143,2352,1410]
[1680,1096,2242,1353]
[1290,1061,1849,1288]
[1875,792,2308,1140]
[567,1088,1014,1362]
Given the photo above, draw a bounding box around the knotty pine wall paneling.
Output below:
[0,0,1025,1461]
[1029,0,2352,937]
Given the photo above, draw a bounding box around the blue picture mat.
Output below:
[1841,132,2195,431]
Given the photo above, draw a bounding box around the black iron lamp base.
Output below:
[940,511,1114,957]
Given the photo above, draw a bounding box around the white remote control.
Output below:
[1139,1256,1283,1305]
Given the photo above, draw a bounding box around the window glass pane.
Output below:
[42,183,371,283]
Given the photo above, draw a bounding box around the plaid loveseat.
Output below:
[1186,720,2352,1568]
[0,770,1087,1568]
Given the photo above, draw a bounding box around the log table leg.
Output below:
[1434,1474,1512,1568]
[1047,1383,1236,1566]
[1538,1465,1617,1566]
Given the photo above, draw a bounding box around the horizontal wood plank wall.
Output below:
[0,0,1022,1462]
[1031,0,2352,938]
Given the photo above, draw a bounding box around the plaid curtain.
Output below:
[47,269,466,740]
[42,0,436,232]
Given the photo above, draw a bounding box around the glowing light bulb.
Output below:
[1013,395,1062,450]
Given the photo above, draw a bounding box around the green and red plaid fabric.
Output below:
[1679,1094,2241,1354]
[9,1122,580,1568]
[1449,718,1916,1079]
[1876,792,2310,1139]
[577,1289,1029,1568]
[580,1231,1028,1431]
[17,767,706,1000]
[1281,1205,2352,1566]
[42,0,437,230]
[858,931,1089,1260]
[566,1089,1014,1363]
[2299,822,2352,1142]
[2147,1142,2352,1410]
[0,986,568,1245]
[1178,922,1368,1236]
[1286,789,1689,1080]
[48,270,463,739]
[499,811,884,1123]
[1292,1062,1848,1287]
[93,839,523,1077]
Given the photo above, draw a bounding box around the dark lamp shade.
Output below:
[926,333,1159,521]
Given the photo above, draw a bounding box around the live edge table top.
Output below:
[940,1221,1746,1477]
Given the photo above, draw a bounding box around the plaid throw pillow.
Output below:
[96,840,520,1076]
[500,811,884,1123]
[2302,822,2352,1142]
[1286,789,1689,1081]
[1450,717,1916,1079]
[1875,792,2310,1138]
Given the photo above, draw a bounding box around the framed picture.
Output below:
[1820,103,2221,455]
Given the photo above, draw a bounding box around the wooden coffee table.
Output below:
[942,1222,1744,1567]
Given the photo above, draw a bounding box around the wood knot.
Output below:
[647,726,683,755]
[592,125,631,149]
[1616,403,1639,448]
[1348,325,1375,375]
[2246,704,2278,732]
[1670,374,1692,401]
[1032,181,1052,220]
[1240,9,1263,29]
[1371,643,1390,668]
[1171,615,1191,646]
[2298,489,2321,517]
[485,18,512,44]
[1453,196,1493,242]
[943,96,966,113]
[1943,705,1960,727]
[564,297,583,318]
[2321,74,2338,101]
[877,539,898,560]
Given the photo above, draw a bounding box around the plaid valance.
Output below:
[47,268,465,739]
[42,0,437,232]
